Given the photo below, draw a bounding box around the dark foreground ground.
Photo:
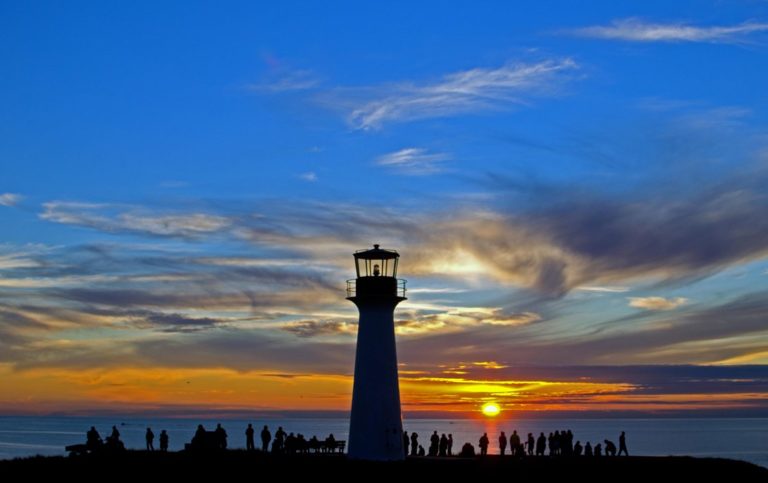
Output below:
[2,451,766,481]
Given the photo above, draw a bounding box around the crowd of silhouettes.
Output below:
[403,428,629,459]
[77,423,343,454]
[404,431,453,458]
[75,423,629,460]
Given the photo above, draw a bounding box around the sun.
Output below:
[481,402,501,417]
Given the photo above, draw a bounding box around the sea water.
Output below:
[1,416,766,468]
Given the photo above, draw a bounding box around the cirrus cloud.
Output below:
[375,148,450,175]
[567,18,768,44]
[0,193,22,207]
[628,296,689,311]
[343,58,579,129]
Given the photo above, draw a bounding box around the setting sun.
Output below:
[481,402,501,417]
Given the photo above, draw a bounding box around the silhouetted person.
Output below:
[403,431,410,456]
[286,432,296,454]
[104,425,124,451]
[275,426,286,453]
[86,426,102,451]
[429,431,439,456]
[297,433,307,453]
[594,443,602,457]
[159,430,169,452]
[418,445,425,456]
[448,434,453,456]
[215,423,227,449]
[410,432,419,456]
[564,429,573,456]
[479,432,489,456]
[460,442,475,457]
[245,423,255,451]
[536,432,546,456]
[193,424,205,446]
[604,440,616,456]
[261,425,271,452]
[439,433,448,457]
[146,427,155,451]
[309,435,320,453]
[574,441,583,456]
[499,432,507,455]
[526,433,535,456]
[510,430,521,456]
[584,442,593,457]
[618,431,628,456]
[325,433,336,453]
[550,431,559,456]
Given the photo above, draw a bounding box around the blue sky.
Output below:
[2,1,768,415]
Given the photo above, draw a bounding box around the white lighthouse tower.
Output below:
[346,244,407,460]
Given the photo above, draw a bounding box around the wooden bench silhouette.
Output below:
[320,440,346,453]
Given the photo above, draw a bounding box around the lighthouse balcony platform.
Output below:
[346,277,407,300]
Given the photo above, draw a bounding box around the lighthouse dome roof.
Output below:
[354,244,399,260]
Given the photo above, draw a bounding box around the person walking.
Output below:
[618,431,629,456]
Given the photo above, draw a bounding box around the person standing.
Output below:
[410,432,418,456]
[274,426,286,452]
[498,431,507,455]
[526,433,535,456]
[618,431,629,456]
[447,434,453,456]
[159,430,169,452]
[439,434,448,457]
[145,427,155,451]
[403,431,410,456]
[479,432,489,456]
[536,432,546,456]
[429,431,439,456]
[246,423,255,451]
[215,423,228,449]
[261,425,271,452]
[510,430,521,456]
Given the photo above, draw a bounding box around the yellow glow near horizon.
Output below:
[0,363,758,416]
[481,402,501,417]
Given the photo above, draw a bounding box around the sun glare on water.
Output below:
[481,402,501,417]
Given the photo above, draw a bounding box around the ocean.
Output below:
[1,416,766,468]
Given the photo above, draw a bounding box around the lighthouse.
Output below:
[346,244,407,460]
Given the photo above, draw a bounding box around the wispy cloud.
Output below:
[282,319,357,338]
[482,311,541,326]
[375,148,450,175]
[576,286,630,293]
[40,202,231,238]
[0,193,22,207]
[628,296,688,311]
[568,18,768,43]
[247,70,320,92]
[299,171,318,182]
[346,59,578,129]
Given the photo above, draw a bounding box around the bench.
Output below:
[320,440,346,453]
[65,439,125,456]
[65,444,88,456]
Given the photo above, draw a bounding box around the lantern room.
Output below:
[353,244,399,278]
[347,244,406,300]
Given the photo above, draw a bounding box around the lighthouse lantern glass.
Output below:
[353,245,399,278]
[356,257,398,278]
